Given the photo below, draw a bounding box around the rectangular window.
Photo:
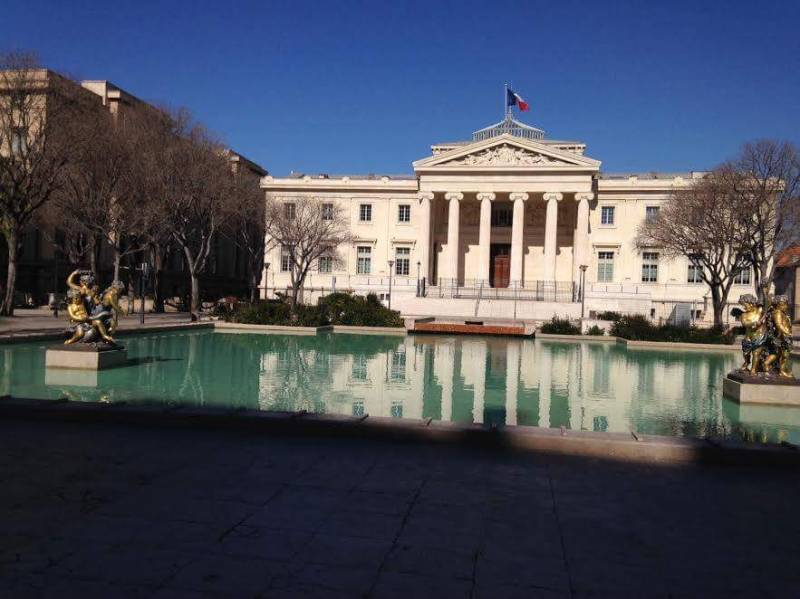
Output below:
[318,256,332,273]
[390,401,404,418]
[359,204,372,222]
[390,350,406,382]
[597,251,614,282]
[641,252,659,283]
[491,204,513,227]
[356,246,372,274]
[395,247,410,276]
[645,206,660,223]
[600,206,615,225]
[351,355,368,381]
[687,261,703,283]
[280,246,291,272]
[322,203,334,221]
[398,204,411,223]
[734,268,751,285]
[284,203,296,220]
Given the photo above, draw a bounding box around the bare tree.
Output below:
[146,109,235,321]
[721,140,800,298]
[0,52,92,315]
[637,173,750,327]
[223,170,272,303]
[51,104,159,282]
[264,196,353,310]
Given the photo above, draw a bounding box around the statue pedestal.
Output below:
[45,344,127,371]
[723,371,800,406]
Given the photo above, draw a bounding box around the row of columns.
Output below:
[425,191,594,286]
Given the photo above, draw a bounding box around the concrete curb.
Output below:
[616,338,739,352]
[0,395,796,468]
[0,322,213,345]
[214,322,407,336]
[536,333,617,343]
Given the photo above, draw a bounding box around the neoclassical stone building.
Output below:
[262,116,756,322]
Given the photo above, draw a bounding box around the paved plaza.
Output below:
[1,418,799,598]
[0,309,195,337]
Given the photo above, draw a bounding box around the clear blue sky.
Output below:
[5,0,800,176]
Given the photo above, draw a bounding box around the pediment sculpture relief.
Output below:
[443,144,567,167]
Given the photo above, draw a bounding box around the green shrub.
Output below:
[225,292,403,328]
[610,314,734,344]
[596,310,623,321]
[586,325,605,336]
[540,316,581,335]
[318,292,404,327]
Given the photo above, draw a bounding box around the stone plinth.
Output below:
[45,344,127,371]
[723,371,800,406]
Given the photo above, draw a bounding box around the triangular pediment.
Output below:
[413,134,600,171]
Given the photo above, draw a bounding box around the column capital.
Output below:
[417,191,434,202]
[444,192,464,202]
[476,192,496,202]
[574,192,594,202]
[509,192,529,202]
[543,192,564,202]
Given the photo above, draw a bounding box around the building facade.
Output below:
[262,116,757,323]
[0,72,266,308]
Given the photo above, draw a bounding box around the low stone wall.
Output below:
[617,338,739,352]
[536,333,617,343]
[413,323,527,337]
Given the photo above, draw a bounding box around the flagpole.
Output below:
[504,83,508,119]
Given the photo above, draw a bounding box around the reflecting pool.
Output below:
[2,329,799,444]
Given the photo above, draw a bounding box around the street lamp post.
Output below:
[579,264,588,322]
[416,261,421,297]
[264,262,270,300]
[387,260,394,310]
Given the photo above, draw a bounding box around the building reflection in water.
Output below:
[252,333,798,444]
[2,329,797,445]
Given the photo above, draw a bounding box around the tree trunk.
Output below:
[89,237,99,282]
[113,246,121,282]
[150,244,165,313]
[190,271,200,322]
[184,247,201,322]
[710,284,724,328]
[1,228,19,316]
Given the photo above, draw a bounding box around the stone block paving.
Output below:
[1,418,799,598]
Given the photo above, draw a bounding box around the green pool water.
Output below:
[2,329,799,444]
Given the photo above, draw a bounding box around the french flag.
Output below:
[506,88,530,112]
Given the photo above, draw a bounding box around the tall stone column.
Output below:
[444,192,463,284]
[476,192,495,284]
[509,192,529,286]
[417,192,434,282]
[572,192,593,284]
[543,192,563,282]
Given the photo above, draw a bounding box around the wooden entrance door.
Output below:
[490,244,511,288]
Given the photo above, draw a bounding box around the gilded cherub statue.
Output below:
[735,293,794,379]
[737,294,768,375]
[765,295,794,378]
[64,269,125,346]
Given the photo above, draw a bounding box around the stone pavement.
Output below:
[1,419,799,598]
[0,309,195,336]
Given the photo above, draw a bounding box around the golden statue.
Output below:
[735,293,794,379]
[64,269,124,346]
[737,294,768,374]
[765,295,794,378]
